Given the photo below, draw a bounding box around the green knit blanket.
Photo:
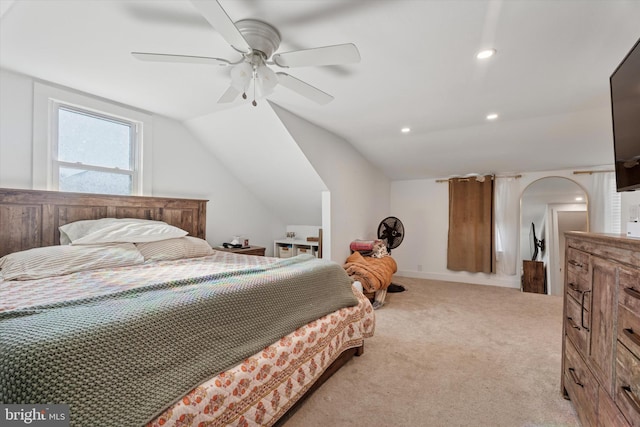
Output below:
[0,255,357,427]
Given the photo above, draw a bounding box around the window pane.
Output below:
[58,108,132,169]
[59,167,131,195]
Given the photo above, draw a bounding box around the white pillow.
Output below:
[60,218,188,245]
[0,244,144,281]
[136,236,214,262]
[59,218,122,245]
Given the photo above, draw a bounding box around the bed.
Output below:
[0,188,375,427]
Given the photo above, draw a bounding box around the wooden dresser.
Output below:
[562,232,640,427]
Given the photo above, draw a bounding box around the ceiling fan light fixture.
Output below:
[230,61,253,91]
[256,63,278,91]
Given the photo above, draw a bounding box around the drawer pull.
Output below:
[621,386,640,415]
[624,287,640,300]
[580,290,591,331]
[623,328,640,348]
[568,368,584,387]
[568,259,584,269]
[567,316,581,330]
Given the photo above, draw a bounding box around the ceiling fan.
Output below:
[132,0,361,106]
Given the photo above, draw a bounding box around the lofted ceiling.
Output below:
[1,0,639,180]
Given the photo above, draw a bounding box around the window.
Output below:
[32,82,153,195]
[589,171,622,234]
[53,104,139,195]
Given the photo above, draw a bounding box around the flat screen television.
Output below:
[610,38,640,192]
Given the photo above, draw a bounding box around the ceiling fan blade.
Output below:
[189,0,252,54]
[132,52,230,66]
[217,86,240,103]
[276,73,334,105]
[272,43,360,68]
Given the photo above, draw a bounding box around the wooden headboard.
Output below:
[0,188,208,257]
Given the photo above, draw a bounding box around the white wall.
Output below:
[0,69,33,188]
[5,66,637,277]
[271,102,391,263]
[391,168,639,288]
[0,68,285,254]
[151,116,285,253]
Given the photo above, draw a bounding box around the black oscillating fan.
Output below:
[377,216,406,293]
[377,216,404,254]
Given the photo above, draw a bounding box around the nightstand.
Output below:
[214,245,266,256]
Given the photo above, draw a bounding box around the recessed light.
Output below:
[401,127,411,133]
[575,197,584,201]
[477,49,496,59]
[486,113,498,120]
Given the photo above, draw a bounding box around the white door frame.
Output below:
[546,203,588,295]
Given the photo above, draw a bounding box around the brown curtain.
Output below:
[447,175,495,273]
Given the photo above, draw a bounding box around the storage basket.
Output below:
[279,246,292,258]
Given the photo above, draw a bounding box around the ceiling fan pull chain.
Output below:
[242,74,247,98]
[252,68,258,106]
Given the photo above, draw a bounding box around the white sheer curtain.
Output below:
[495,176,519,275]
[590,172,621,233]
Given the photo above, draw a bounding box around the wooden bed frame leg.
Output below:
[355,343,364,356]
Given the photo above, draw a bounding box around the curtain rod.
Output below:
[573,170,615,175]
[435,174,521,183]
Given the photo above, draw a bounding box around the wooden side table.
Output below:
[522,260,545,293]
[214,245,266,256]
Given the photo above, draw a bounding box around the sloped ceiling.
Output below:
[185,102,326,225]
[1,0,639,180]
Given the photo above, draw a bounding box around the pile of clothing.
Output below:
[344,240,397,309]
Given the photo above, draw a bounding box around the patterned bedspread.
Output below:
[0,250,273,312]
[149,287,375,427]
[0,252,370,427]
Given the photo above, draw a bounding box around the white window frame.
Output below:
[33,82,153,195]
[51,103,140,194]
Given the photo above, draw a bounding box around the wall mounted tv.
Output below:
[610,37,640,192]
[529,222,545,261]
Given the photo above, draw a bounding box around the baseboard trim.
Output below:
[395,270,520,289]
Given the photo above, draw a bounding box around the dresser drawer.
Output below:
[619,266,640,361]
[564,338,598,427]
[566,293,589,354]
[599,385,631,427]
[566,264,591,307]
[567,247,590,276]
[615,343,640,427]
[619,266,640,307]
[567,272,592,309]
[619,305,640,360]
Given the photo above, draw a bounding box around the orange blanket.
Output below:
[343,251,397,293]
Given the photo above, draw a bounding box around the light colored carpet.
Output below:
[283,277,579,427]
